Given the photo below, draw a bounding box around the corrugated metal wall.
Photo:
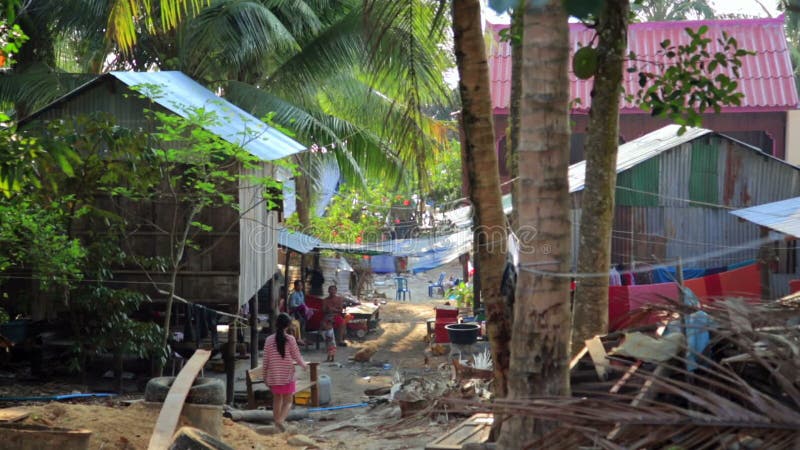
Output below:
[29,79,154,130]
[239,162,279,307]
[574,134,800,296]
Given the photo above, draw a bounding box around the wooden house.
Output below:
[19,71,305,317]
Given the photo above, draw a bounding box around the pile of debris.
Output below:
[422,292,800,449]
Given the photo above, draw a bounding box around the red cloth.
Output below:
[688,263,760,304]
[608,286,630,330]
[626,282,678,311]
[608,264,762,330]
[609,282,679,330]
[684,277,708,303]
[718,263,760,300]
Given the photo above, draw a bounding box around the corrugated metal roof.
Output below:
[279,228,321,254]
[487,16,799,113]
[730,196,800,238]
[569,125,712,193]
[110,72,305,160]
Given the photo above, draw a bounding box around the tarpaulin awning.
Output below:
[730,196,800,238]
[279,228,320,254]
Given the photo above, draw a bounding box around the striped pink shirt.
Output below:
[262,333,307,387]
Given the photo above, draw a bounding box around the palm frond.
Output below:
[223,80,403,185]
[0,67,94,118]
[441,298,800,448]
[179,0,300,79]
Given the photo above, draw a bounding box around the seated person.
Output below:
[323,285,348,347]
[286,317,306,346]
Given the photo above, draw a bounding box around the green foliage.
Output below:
[427,139,464,206]
[0,0,28,69]
[68,283,166,373]
[286,181,401,244]
[630,26,753,135]
[489,0,519,15]
[631,0,714,22]
[0,199,86,293]
[446,282,473,309]
[563,0,604,20]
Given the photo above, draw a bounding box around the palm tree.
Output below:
[3,0,454,196]
[499,0,572,446]
[632,0,714,21]
[451,0,511,398]
[571,0,630,355]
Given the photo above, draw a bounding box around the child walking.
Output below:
[263,312,308,431]
[323,319,336,362]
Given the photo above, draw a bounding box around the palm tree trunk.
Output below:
[508,6,523,232]
[571,0,629,352]
[499,0,571,446]
[294,154,312,230]
[451,0,511,396]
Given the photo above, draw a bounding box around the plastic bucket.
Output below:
[445,323,480,346]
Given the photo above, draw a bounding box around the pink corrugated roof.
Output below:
[487,17,799,114]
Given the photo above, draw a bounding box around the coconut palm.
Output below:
[2,0,454,207]
[450,0,511,400]
[632,0,714,21]
[499,0,572,446]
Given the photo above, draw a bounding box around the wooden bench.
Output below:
[245,362,319,409]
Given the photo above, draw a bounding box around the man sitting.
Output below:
[323,285,348,347]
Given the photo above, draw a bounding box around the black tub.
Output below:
[445,323,480,345]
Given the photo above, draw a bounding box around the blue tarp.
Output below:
[370,255,396,274]
[650,259,757,284]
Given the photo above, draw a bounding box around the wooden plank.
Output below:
[569,345,589,370]
[608,361,641,395]
[147,349,211,450]
[585,336,609,381]
[607,326,665,395]
[426,413,493,450]
[0,407,29,422]
[607,364,668,440]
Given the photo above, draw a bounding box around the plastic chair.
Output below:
[428,272,446,297]
[395,277,410,300]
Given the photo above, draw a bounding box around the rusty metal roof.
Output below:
[730,196,800,238]
[487,16,799,113]
[569,125,712,193]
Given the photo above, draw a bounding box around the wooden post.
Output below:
[759,227,773,300]
[472,250,481,311]
[309,362,319,407]
[225,305,236,405]
[278,249,292,333]
[249,296,258,369]
[675,258,689,379]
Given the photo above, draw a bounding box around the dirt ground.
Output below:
[0,261,475,449]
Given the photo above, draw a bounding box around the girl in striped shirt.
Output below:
[263,312,308,431]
